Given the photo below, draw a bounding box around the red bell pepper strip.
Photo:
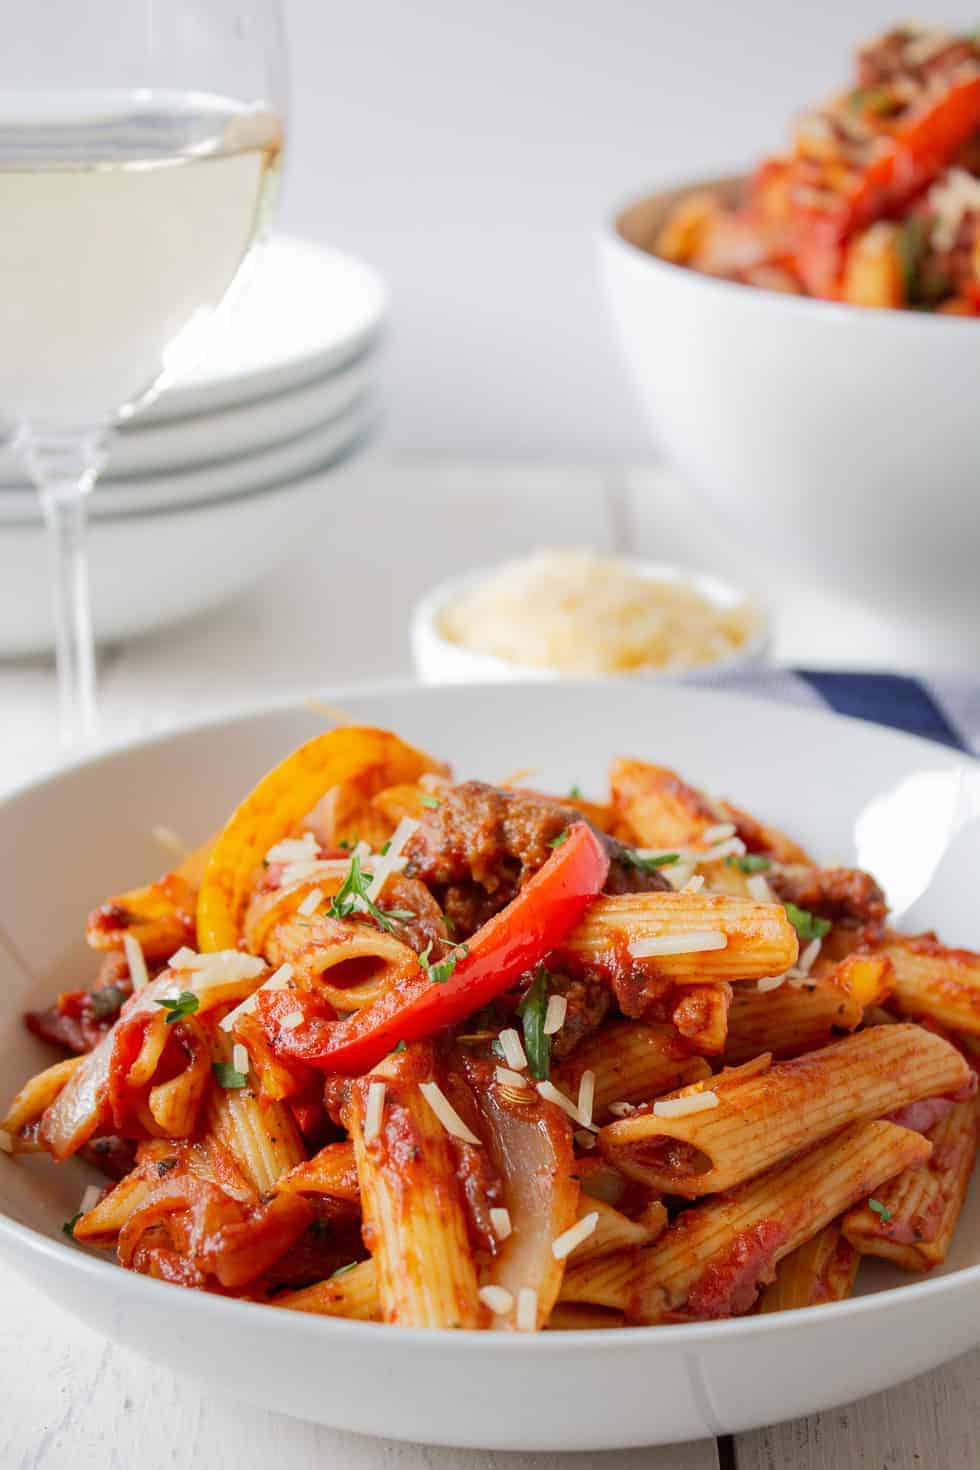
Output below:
[259,821,610,1076]
[790,74,980,298]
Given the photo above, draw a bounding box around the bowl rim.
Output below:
[411,556,772,682]
[0,676,979,1354]
[603,170,980,330]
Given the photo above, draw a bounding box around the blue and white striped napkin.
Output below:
[707,669,979,759]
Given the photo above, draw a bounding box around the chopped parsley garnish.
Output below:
[518,966,553,1080]
[868,1197,892,1223]
[726,854,771,874]
[418,940,469,985]
[568,784,583,799]
[490,1037,506,1061]
[624,848,680,872]
[326,853,415,934]
[89,984,127,1021]
[548,829,569,849]
[783,903,831,943]
[379,839,391,856]
[419,794,441,810]
[213,1060,248,1090]
[156,990,200,1025]
[391,1039,407,1053]
[330,1260,359,1278]
[63,1213,82,1239]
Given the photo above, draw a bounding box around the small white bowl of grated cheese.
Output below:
[411,549,769,685]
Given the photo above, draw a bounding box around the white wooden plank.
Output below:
[734,1351,980,1470]
[0,1263,717,1470]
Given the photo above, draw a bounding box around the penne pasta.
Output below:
[756,1221,859,1312]
[553,1020,711,1121]
[557,892,799,1010]
[724,972,864,1065]
[842,1095,980,1271]
[275,1259,380,1320]
[561,1120,930,1321]
[350,1063,482,1329]
[10,720,980,1334]
[259,910,420,1013]
[275,1141,360,1202]
[569,1196,666,1264]
[205,1032,305,1194]
[598,1024,970,1196]
[1,1055,84,1141]
[876,933,980,1036]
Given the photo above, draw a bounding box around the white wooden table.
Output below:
[2,457,978,1469]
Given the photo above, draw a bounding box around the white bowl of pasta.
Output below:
[599,176,980,643]
[1,680,980,1451]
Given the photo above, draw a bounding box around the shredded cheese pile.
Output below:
[439,550,758,674]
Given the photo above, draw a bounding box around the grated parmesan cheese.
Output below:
[551,1211,599,1261]
[701,823,736,845]
[80,1184,102,1214]
[543,993,567,1036]
[681,874,705,894]
[577,1070,596,1130]
[364,817,419,903]
[478,1285,514,1316]
[515,1286,538,1332]
[536,1079,596,1129]
[219,962,293,1032]
[653,1090,720,1119]
[265,832,319,865]
[438,550,759,676]
[364,1081,386,1142]
[489,1206,512,1240]
[497,1027,528,1071]
[123,932,148,991]
[629,931,727,959]
[495,1065,532,1091]
[297,887,323,918]
[798,937,822,975]
[232,1043,249,1075]
[756,974,788,993]
[747,874,775,903]
[419,1081,482,1145]
[279,1010,304,1031]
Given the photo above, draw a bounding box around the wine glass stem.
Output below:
[16,428,109,748]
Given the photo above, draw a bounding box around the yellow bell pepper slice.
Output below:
[196,725,442,952]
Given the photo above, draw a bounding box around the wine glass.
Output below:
[0,1,287,746]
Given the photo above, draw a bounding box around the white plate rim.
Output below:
[0,675,977,1358]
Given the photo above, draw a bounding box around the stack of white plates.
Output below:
[1,236,386,654]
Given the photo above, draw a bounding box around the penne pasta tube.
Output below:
[147,1017,212,1137]
[85,869,199,961]
[275,1259,380,1320]
[350,1067,482,1329]
[73,1171,156,1247]
[724,974,864,1065]
[204,1032,305,1194]
[553,1020,711,1121]
[557,893,799,1009]
[842,1095,980,1271]
[275,1141,360,1202]
[1,1055,84,1140]
[608,758,723,850]
[561,1120,930,1321]
[877,933,980,1036]
[569,1196,666,1265]
[756,1221,859,1312]
[259,911,419,1013]
[598,1024,970,1197]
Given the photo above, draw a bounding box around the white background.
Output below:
[279,0,973,457]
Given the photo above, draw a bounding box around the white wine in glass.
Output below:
[0,2,287,746]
